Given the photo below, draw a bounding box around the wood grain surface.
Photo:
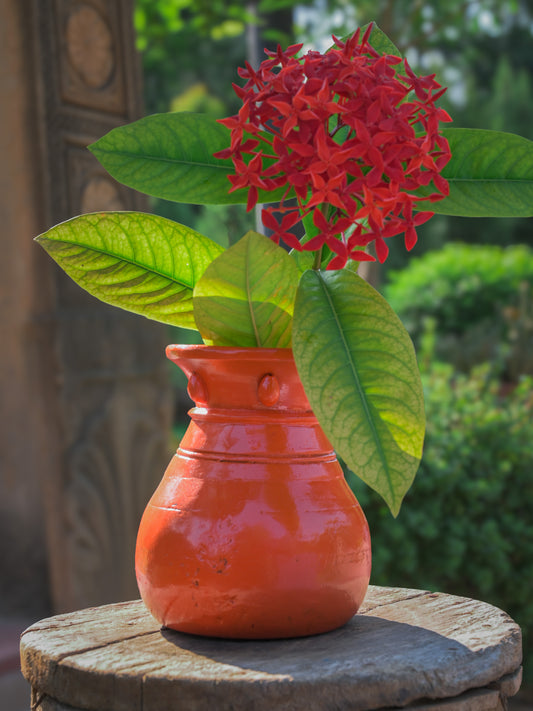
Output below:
[20,586,522,711]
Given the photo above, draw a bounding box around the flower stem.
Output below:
[313,247,323,270]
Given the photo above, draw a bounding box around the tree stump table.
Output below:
[20,586,522,711]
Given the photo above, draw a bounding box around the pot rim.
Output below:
[166,344,294,361]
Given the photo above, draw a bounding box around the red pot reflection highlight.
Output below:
[135,346,371,639]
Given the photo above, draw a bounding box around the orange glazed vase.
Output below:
[135,346,371,639]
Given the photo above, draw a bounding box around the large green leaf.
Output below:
[35,212,223,328]
[292,269,425,516]
[425,128,533,217]
[193,231,299,347]
[89,112,286,206]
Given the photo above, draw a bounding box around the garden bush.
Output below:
[383,243,533,378]
[346,364,533,678]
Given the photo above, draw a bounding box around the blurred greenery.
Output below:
[384,243,533,379]
[345,361,533,680]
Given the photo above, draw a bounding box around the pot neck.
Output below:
[166,345,311,412]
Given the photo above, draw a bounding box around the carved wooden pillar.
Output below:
[0,0,172,616]
[37,0,173,613]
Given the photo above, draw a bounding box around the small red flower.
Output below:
[227,154,268,212]
[217,25,452,268]
[306,173,348,212]
[261,209,303,251]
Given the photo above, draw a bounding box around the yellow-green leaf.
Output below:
[35,212,223,328]
[193,231,299,347]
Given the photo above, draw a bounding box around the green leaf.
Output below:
[363,22,402,57]
[35,212,223,329]
[335,23,402,57]
[426,128,533,217]
[292,269,425,516]
[290,248,315,274]
[193,231,299,347]
[89,112,286,206]
[89,113,233,205]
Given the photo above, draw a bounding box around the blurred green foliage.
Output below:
[384,243,533,378]
[345,363,533,678]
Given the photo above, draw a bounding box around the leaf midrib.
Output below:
[94,151,533,185]
[245,237,262,346]
[316,271,393,497]
[445,176,533,183]
[96,153,533,182]
[38,234,196,290]
[92,147,232,173]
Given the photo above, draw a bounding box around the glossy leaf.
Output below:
[292,269,425,516]
[35,212,223,328]
[89,112,285,206]
[193,231,299,347]
[426,128,533,217]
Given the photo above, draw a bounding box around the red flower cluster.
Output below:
[215,25,452,268]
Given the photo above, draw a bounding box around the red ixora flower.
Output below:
[215,24,452,268]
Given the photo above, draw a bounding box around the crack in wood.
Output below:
[55,629,161,663]
[361,589,431,614]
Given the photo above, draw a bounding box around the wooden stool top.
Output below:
[20,586,522,711]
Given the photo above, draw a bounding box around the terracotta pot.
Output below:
[135,346,371,639]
